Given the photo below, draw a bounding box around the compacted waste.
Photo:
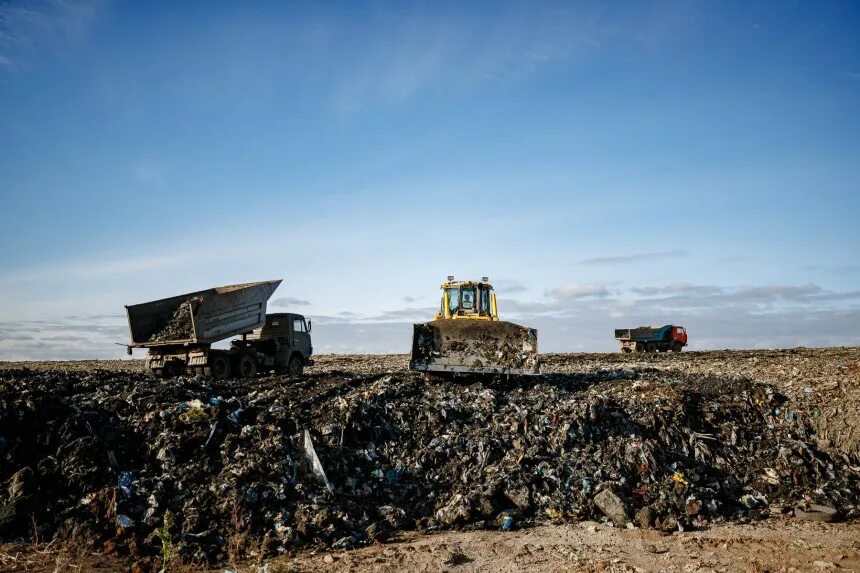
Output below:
[0,364,858,567]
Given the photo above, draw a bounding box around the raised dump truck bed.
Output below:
[125,280,315,379]
[614,326,668,342]
[126,280,282,347]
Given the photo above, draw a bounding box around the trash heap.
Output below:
[148,302,194,342]
[0,366,858,567]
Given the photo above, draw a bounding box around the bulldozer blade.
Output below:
[410,320,540,375]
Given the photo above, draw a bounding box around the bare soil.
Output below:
[3,518,859,572]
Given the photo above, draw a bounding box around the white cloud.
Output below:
[271,297,311,307]
[547,283,611,300]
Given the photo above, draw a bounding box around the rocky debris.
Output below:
[593,489,629,525]
[0,357,858,568]
[148,302,194,342]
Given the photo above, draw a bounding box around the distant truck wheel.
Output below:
[646,342,657,353]
[211,353,231,379]
[672,341,683,353]
[621,347,632,354]
[236,354,257,379]
[287,355,304,377]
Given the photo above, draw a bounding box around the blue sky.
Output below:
[1,0,859,359]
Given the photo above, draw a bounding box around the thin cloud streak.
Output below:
[0,0,103,73]
[576,250,689,266]
[271,297,311,307]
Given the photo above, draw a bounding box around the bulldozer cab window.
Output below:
[461,287,476,310]
[447,287,460,314]
[480,288,493,315]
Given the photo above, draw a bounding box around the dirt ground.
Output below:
[3,517,858,572]
[1,348,858,572]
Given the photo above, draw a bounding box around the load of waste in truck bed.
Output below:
[0,363,858,567]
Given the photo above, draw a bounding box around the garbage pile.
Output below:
[542,347,860,459]
[0,365,858,567]
[411,320,539,373]
[148,302,194,342]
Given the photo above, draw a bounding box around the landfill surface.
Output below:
[0,348,859,572]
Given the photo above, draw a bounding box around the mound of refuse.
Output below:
[0,365,858,567]
[147,301,194,342]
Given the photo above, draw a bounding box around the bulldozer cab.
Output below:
[436,278,498,320]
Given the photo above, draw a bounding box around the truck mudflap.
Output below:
[410,320,540,376]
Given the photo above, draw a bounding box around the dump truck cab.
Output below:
[436,277,498,320]
[233,313,314,376]
[672,325,688,346]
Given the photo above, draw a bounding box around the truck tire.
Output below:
[646,342,657,353]
[672,341,683,353]
[621,346,632,354]
[211,353,231,379]
[287,354,304,377]
[236,354,257,379]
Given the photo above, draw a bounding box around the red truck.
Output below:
[614,324,688,353]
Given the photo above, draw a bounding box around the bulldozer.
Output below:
[409,276,540,375]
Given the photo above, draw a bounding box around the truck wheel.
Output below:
[236,354,257,379]
[672,341,683,353]
[211,354,231,379]
[646,342,657,353]
[287,355,304,377]
[621,347,632,354]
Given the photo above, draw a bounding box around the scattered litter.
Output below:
[0,357,858,565]
[304,430,333,493]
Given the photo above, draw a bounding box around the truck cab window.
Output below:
[293,318,306,333]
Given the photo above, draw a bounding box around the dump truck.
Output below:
[125,280,313,378]
[614,324,687,353]
[410,276,540,375]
